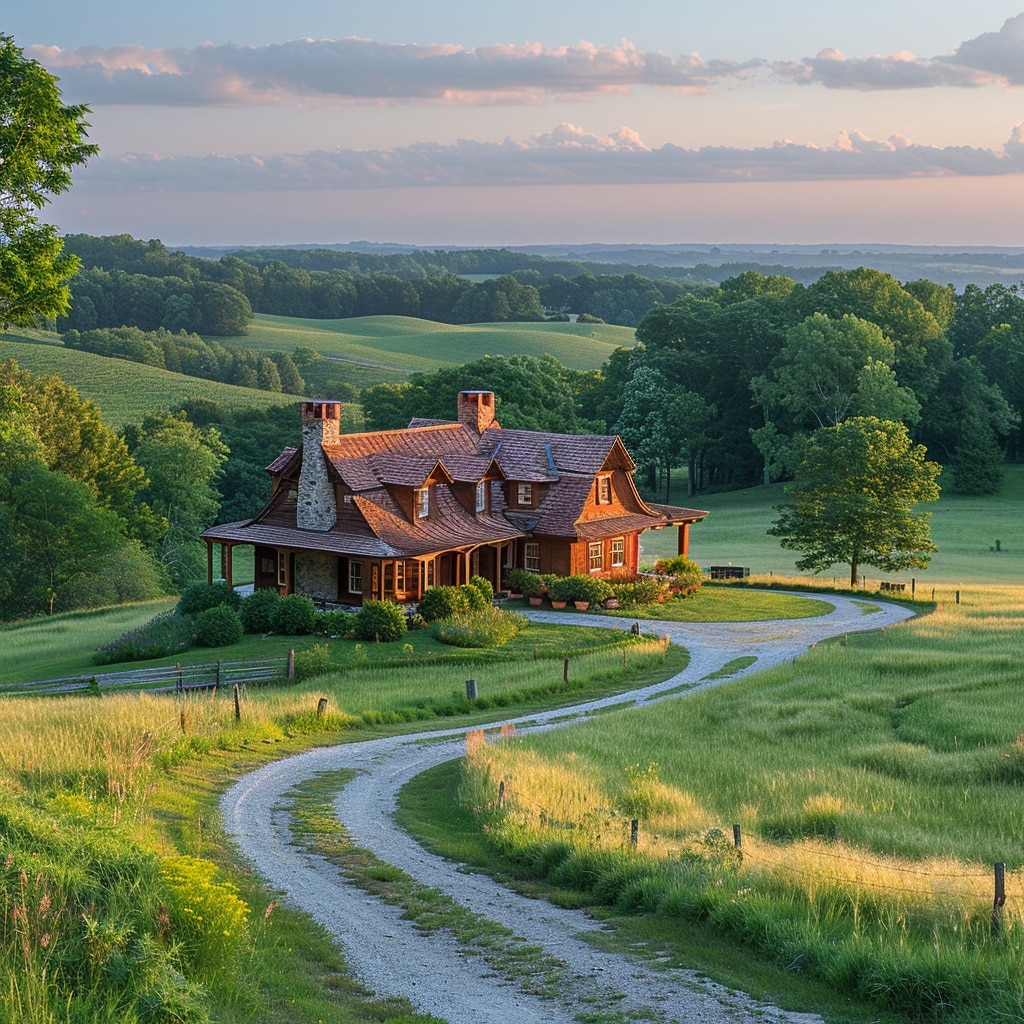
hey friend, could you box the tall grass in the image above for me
[457,585,1024,1021]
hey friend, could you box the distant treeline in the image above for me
[63,326,307,394]
[59,234,705,330]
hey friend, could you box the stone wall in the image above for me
[295,551,337,603]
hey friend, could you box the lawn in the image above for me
[641,463,1024,586]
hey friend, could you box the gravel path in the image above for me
[222,594,914,1023]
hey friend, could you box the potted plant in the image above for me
[547,576,573,609]
[505,568,545,603]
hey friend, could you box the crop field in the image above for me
[640,463,1024,586]
[0,333,294,426]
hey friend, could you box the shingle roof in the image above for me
[226,406,706,561]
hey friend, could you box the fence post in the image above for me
[287,649,295,679]
[563,658,569,684]
[733,823,742,850]
[956,590,961,605]
[215,661,221,692]
[911,578,916,598]
[316,697,328,717]
[498,779,505,810]
[233,683,241,723]
[176,662,183,698]
[992,862,1006,937]
[465,679,478,700]
[630,819,639,849]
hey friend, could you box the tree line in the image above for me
[58,234,704,329]
[62,325,307,394]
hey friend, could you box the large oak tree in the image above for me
[769,417,940,587]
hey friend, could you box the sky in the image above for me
[9,2,1024,247]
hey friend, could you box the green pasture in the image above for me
[0,332,294,427]
[641,463,1024,586]
[225,314,635,391]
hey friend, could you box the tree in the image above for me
[0,35,98,328]
[769,417,940,587]
[126,412,228,588]
[1,461,125,615]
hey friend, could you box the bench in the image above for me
[708,566,750,580]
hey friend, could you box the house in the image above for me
[200,391,708,605]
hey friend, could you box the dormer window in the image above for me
[415,486,430,519]
[476,481,487,513]
[596,474,612,504]
[517,482,533,506]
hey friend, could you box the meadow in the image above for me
[0,604,685,1024]
[436,584,1024,1023]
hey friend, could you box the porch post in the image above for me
[678,522,691,558]
[206,540,214,584]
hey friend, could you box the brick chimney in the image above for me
[457,391,496,434]
[298,401,340,530]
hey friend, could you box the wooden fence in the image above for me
[0,658,288,697]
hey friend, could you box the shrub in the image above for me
[177,581,241,616]
[94,609,193,664]
[193,604,244,647]
[294,642,332,679]
[432,607,527,648]
[239,587,281,633]
[354,600,407,642]
[459,583,488,611]
[504,568,542,597]
[469,574,494,605]
[654,555,704,598]
[271,594,318,635]
[608,572,667,607]
[419,586,470,622]
[316,608,355,636]
[549,574,613,605]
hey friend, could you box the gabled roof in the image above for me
[206,397,708,561]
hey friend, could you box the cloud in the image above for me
[947,12,1024,84]
[780,14,1024,90]
[72,122,1024,193]
[29,38,759,106]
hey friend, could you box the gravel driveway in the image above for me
[222,594,914,1023]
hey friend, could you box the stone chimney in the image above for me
[298,401,340,530]
[457,391,496,434]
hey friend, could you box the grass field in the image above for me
[225,314,635,391]
[0,331,294,426]
[404,584,1024,1023]
[640,464,1024,586]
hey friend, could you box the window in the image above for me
[349,560,363,594]
[588,542,603,572]
[395,560,406,593]
[611,537,625,568]
[517,482,533,506]
[277,551,287,587]
[426,560,436,588]
[415,486,430,519]
[524,542,540,571]
[596,474,612,504]
[476,481,487,513]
